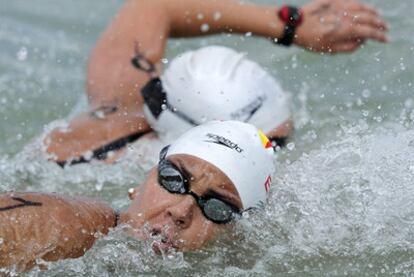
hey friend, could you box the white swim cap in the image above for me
[144,45,291,141]
[165,120,275,210]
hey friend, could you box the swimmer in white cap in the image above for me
[1,121,274,271]
[141,45,291,144]
[44,0,388,166]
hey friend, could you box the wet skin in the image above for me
[120,154,242,253]
[0,155,242,270]
[0,193,116,271]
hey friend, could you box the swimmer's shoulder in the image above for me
[0,192,116,271]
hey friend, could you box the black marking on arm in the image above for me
[131,41,156,75]
[114,210,120,228]
[0,197,43,212]
[89,105,118,119]
[55,130,151,167]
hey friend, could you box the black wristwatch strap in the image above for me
[277,25,296,46]
[275,6,303,47]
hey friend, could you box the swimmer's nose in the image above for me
[165,196,195,229]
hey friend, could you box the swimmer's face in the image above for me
[120,154,242,253]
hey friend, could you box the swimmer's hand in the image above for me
[294,0,389,53]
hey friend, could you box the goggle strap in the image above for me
[159,145,170,160]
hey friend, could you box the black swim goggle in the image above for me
[157,146,241,224]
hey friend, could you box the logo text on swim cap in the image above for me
[204,133,244,153]
[230,95,267,122]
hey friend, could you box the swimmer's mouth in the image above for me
[149,229,178,255]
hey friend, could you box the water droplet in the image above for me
[287,142,295,151]
[161,58,168,64]
[213,11,221,21]
[404,98,413,108]
[95,182,103,191]
[94,110,105,119]
[17,46,28,61]
[197,13,204,20]
[200,23,209,32]
[362,89,371,98]
[245,32,252,37]
[107,151,115,158]
[83,151,93,161]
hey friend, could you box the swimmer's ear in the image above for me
[128,186,142,200]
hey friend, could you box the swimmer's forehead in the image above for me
[167,154,242,209]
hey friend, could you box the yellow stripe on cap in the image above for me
[258,130,272,149]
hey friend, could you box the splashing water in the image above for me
[1,0,414,275]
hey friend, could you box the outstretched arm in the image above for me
[84,0,389,106]
[45,0,388,164]
[0,192,116,272]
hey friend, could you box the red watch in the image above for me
[275,5,304,46]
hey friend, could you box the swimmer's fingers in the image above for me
[351,12,389,32]
[345,23,388,43]
[329,40,364,53]
[348,1,380,17]
[340,2,389,41]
